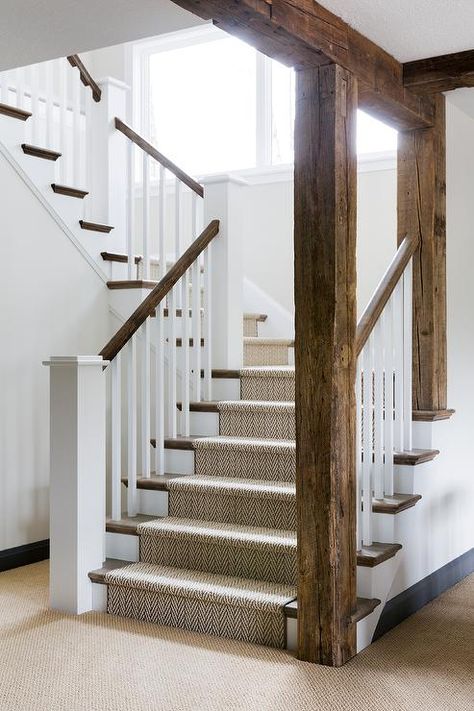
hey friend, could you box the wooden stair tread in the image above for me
[394,449,439,465]
[121,473,189,491]
[51,183,88,199]
[244,313,268,322]
[107,280,157,290]
[106,513,159,535]
[101,251,141,265]
[80,220,114,233]
[0,102,31,121]
[284,597,381,623]
[412,409,455,422]
[21,144,61,161]
[371,493,422,514]
[89,559,131,584]
[357,542,402,567]
[158,436,438,467]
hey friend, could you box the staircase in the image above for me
[0,54,444,663]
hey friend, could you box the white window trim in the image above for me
[131,24,285,171]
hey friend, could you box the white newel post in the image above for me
[44,356,108,614]
[90,77,129,251]
[202,174,246,369]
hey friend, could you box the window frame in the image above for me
[132,23,284,175]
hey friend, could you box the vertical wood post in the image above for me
[398,94,447,414]
[294,64,358,666]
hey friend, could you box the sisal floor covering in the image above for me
[0,561,472,711]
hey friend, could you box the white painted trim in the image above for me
[358,150,397,173]
[0,137,109,283]
[43,356,108,367]
[96,76,130,92]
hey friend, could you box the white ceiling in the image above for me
[0,0,199,71]
[0,0,473,71]
[321,0,474,62]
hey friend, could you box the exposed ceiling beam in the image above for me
[168,0,435,130]
[404,49,474,95]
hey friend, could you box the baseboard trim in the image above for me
[0,539,50,572]
[373,547,474,640]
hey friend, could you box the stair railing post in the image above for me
[43,356,108,614]
[89,77,130,254]
[201,174,246,370]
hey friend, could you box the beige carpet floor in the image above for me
[0,562,472,711]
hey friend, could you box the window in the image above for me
[134,26,397,176]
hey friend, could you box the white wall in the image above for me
[0,150,109,551]
[385,96,474,597]
[236,155,397,320]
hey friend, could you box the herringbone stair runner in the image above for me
[105,313,301,648]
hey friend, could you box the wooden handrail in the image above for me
[114,117,204,198]
[67,55,102,102]
[99,220,219,362]
[356,234,419,357]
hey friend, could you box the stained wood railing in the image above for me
[355,234,418,548]
[101,219,219,520]
[67,55,102,102]
[356,234,419,355]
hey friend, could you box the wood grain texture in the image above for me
[356,234,419,356]
[404,49,474,94]
[398,94,447,411]
[79,220,114,233]
[67,55,102,102]
[294,64,357,666]
[0,102,31,121]
[115,118,204,197]
[284,597,381,624]
[21,144,61,161]
[51,184,88,199]
[99,220,219,361]
[167,0,434,129]
[412,408,455,422]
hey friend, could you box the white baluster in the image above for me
[127,142,135,280]
[158,165,166,279]
[141,320,151,478]
[111,354,122,521]
[181,271,190,436]
[373,318,385,500]
[393,281,404,452]
[356,359,363,551]
[142,153,150,280]
[383,299,395,496]
[168,288,178,438]
[203,245,212,401]
[72,71,81,186]
[30,64,40,146]
[0,70,9,104]
[127,337,137,516]
[23,66,33,143]
[192,259,201,402]
[403,260,413,450]
[45,61,53,148]
[175,178,181,260]
[15,67,24,109]
[154,304,165,475]
[59,60,68,183]
[362,334,374,546]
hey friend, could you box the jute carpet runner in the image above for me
[105,316,298,648]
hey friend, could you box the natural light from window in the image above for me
[146,31,397,176]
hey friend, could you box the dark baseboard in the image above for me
[0,539,50,572]
[373,547,474,641]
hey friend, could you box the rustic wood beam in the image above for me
[169,0,435,130]
[404,49,474,95]
[294,63,357,666]
[397,94,448,413]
